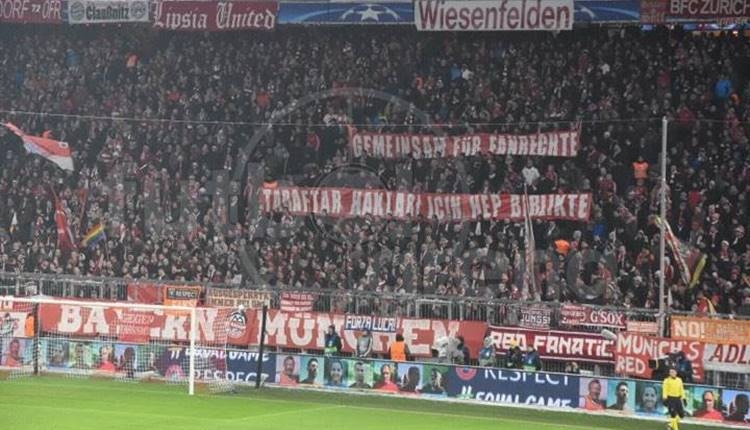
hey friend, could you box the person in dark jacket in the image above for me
[505,341,523,369]
[324,325,342,356]
[523,346,542,371]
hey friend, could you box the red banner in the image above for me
[279,292,314,312]
[116,308,157,343]
[668,0,750,22]
[640,0,668,23]
[615,333,704,382]
[205,288,270,309]
[260,186,592,223]
[559,304,627,329]
[0,0,63,23]
[263,310,487,358]
[153,1,278,31]
[38,304,488,358]
[349,129,580,159]
[626,320,659,335]
[518,306,552,329]
[640,0,750,23]
[488,326,614,363]
[127,283,163,304]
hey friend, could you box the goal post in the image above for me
[0,296,206,395]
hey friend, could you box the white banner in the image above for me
[68,0,149,24]
[703,344,750,373]
[415,0,574,31]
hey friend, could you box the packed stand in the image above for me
[0,26,748,316]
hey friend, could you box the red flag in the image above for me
[54,193,76,252]
[4,123,74,171]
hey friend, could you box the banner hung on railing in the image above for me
[263,310,487,359]
[153,1,278,31]
[279,292,315,312]
[127,282,163,304]
[348,128,580,159]
[0,0,63,23]
[614,332,705,382]
[488,326,614,363]
[343,314,398,333]
[36,304,488,357]
[702,343,750,373]
[260,186,592,222]
[163,285,202,308]
[67,0,149,24]
[670,315,750,346]
[205,288,270,309]
[559,304,627,329]
[448,367,579,406]
[414,0,574,31]
[279,2,413,24]
[518,306,552,330]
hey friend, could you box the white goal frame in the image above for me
[1,296,199,395]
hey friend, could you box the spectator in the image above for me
[522,345,542,372]
[504,341,523,369]
[356,328,373,359]
[0,26,747,322]
[324,325,342,356]
[389,333,411,362]
[478,336,496,368]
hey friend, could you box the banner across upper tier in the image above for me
[260,186,593,222]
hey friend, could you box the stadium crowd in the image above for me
[0,26,748,315]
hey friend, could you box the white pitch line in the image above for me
[234,405,343,422]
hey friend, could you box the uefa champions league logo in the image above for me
[340,4,400,22]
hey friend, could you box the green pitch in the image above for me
[0,376,712,430]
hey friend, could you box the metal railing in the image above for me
[2,270,748,389]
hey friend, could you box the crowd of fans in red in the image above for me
[0,26,748,315]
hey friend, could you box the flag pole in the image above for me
[659,116,668,336]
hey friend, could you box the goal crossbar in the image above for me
[1,296,200,395]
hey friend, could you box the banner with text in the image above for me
[263,310,487,359]
[488,326,614,363]
[0,0,63,23]
[37,304,487,357]
[518,306,552,330]
[349,129,580,159]
[448,367,579,407]
[163,285,202,308]
[641,0,750,23]
[205,288,270,309]
[671,315,750,346]
[343,314,398,333]
[614,333,704,382]
[702,343,750,373]
[559,304,627,330]
[260,186,593,223]
[280,292,315,312]
[153,1,278,31]
[68,0,149,24]
[415,0,574,31]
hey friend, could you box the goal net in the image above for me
[0,296,239,395]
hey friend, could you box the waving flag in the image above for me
[80,223,106,249]
[656,217,706,288]
[4,123,74,171]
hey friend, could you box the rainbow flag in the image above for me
[80,224,106,249]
